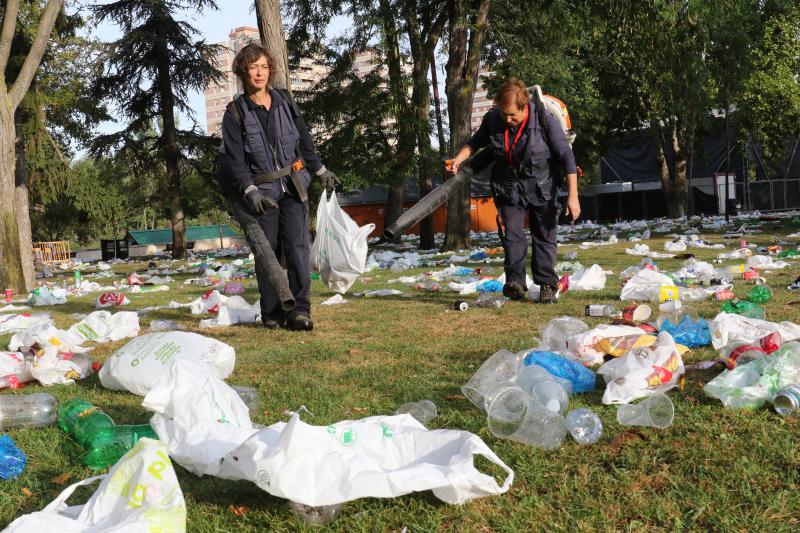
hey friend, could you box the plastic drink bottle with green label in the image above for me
[58,398,157,468]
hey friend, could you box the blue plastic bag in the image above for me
[523,351,597,393]
[0,435,26,480]
[659,316,712,348]
[476,279,504,293]
[470,251,488,261]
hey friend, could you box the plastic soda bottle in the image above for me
[83,424,158,469]
[58,398,115,447]
[73,270,82,289]
[0,393,57,430]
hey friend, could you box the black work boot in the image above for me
[539,283,558,304]
[502,281,527,301]
[261,317,282,329]
[287,313,313,331]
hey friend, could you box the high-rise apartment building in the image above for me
[470,67,494,132]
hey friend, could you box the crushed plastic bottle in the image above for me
[475,293,508,308]
[290,502,343,525]
[0,393,57,430]
[232,385,261,413]
[584,304,618,318]
[721,299,766,320]
[748,284,773,304]
[0,435,26,480]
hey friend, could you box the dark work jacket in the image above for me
[220,89,320,200]
[467,101,577,208]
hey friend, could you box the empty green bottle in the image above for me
[58,398,157,469]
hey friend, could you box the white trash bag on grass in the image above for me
[99,332,235,396]
[2,438,186,532]
[142,360,514,507]
[311,190,375,294]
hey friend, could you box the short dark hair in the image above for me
[494,78,530,110]
[232,43,275,83]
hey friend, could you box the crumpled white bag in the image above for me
[568,264,606,291]
[189,290,225,315]
[311,190,375,294]
[9,311,139,353]
[99,332,235,396]
[664,241,687,252]
[2,438,186,532]
[199,296,260,328]
[143,360,514,507]
[598,331,684,404]
[0,351,34,388]
[708,312,800,350]
[620,269,675,301]
[0,313,53,335]
[28,287,67,306]
[746,255,789,270]
[94,292,130,308]
[704,342,800,409]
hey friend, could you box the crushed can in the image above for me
[454,301,469,312]
[773,385,800,416]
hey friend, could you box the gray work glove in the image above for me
[316,166,340,193]
[244,187,278,216]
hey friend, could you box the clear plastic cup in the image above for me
[616,393,674,429]
[486,386,567,449]
[565,408,603,445]
[395,399,437,425]
[462,349,520,413]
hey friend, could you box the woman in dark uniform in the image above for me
[219,43,338,330]
[446,79,580,303]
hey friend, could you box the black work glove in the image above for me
[317,167,340,193]
[245,188,278,216]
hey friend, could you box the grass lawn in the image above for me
[1,218,800,532]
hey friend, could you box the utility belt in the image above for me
[252,159,308,203]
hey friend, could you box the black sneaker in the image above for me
[502,281,527,301]
[539,284,558,304]
[287,313,313,331]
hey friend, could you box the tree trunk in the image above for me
[0,93,26,293]
[379,0,409,238]
[653,123,686,218]
[255,0,291,92]
[442,0,491,251]
[154,15,186,259]
[411,66,436,250]
[14,107,34,286]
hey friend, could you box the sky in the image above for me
[81,0,351,133]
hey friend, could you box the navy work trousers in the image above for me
[230,191,311,321]
[497,200,559,288]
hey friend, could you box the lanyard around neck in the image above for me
[503,106,529,166]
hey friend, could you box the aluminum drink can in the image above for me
[773,385,800,416]
[454,301,469,312]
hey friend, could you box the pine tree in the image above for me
[90,0,223,258]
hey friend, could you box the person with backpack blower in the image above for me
[218,43,338,330]
[445,78,580,303]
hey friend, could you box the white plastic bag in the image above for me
[311,190,375,294]
[143,360,514,507]
[568,264,606,291]
[143,359,256,477]
[224,413,514,507]
[199,296,260,328]
[3,438,186,532]
[709,312,800,350]
[598,331,684,404]
[0,313,53,335]
[28,287,67,306]
[99,332,235,396]
[620,269,675,301]
[94,292,130,308]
